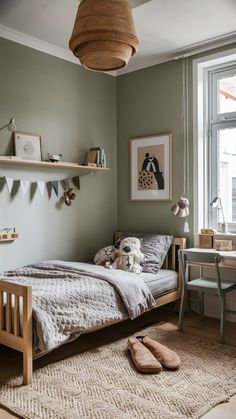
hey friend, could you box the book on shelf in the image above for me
[86,147,107,168]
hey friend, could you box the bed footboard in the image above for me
[0,279,32,385]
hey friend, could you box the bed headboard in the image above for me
[114,232,186,276]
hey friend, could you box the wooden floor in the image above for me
[0,309,235,419]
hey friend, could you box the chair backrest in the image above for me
[183,251,221,264]
[182,250,223,296]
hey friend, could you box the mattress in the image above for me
[141,269,178,297]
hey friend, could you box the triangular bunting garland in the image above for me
[72,176,80,190]
[20,180,30,196]
[37,181,45,196]
[5,177,14,194]
[51,181,59,197]
[61,178,71,190]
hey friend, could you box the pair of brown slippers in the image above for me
[128,335,180,373]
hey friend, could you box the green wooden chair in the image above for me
[178,250,236,343]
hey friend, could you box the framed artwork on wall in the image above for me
[14,132,42,161]
[130,133,172,201]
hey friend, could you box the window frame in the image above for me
[193,48,236,243]
[211,66,236,121]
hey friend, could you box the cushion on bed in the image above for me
[116,233,173,274]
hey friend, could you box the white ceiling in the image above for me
[0,0,236,75]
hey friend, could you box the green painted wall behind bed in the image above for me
[0,38,117,270]
[116,60,188,238]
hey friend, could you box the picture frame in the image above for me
[130,133,172,201]
[14,131,42,161]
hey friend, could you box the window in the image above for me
[209,66,236,232]
[193,50,236,238]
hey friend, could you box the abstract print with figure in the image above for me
[138,144,165,191]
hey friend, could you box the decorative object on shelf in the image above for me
[130,133,172,201]
[0,117,16,133]
[209,196,227,233]
[69,0,139,72]
[0,227,19,242]
[14,132,42,161]
[170,58,190,233]
[63,188,76,206]
[200,228,216,234]
[214,239,233,251]
[47,153,62,163]
[86,147,107,167]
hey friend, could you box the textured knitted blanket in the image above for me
[2,261,156,355]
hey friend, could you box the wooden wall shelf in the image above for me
[0,233,19,242]
[0,158,110,176]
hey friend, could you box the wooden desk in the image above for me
[186,248,236,270]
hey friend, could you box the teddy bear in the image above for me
[106,237,144,274]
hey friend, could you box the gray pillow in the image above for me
[116,233,173,274]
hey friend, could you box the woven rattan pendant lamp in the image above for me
[69,0,139,72]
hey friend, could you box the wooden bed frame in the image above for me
[0,236,186,385]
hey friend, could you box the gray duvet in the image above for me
[2,261,156,355]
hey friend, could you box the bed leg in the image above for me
[23,349,32,385]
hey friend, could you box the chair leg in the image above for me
[178,287,187,331]
[199,292,204,321]
[220,294,226,344]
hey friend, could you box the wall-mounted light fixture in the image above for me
[0,117,16,133]
[209,196,227,233]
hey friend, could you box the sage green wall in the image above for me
[116,60,192,239]
[0,38,117,270]
[116,44,236,243]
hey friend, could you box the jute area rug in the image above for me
[0,326,235,419]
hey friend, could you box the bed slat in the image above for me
[6,293,12,333]
[14,295,20,336]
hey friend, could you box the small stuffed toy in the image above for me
[107,237,144,274]
[64,188,76,206]
[94,245,118,266]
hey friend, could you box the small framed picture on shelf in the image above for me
[130,133,172,201]
[14,132,42,161]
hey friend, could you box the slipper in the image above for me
[136,336,181,370]
[127,337,162,373]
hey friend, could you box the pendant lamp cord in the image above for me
[182,57,190,233]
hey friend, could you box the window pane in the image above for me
[218,127,236,231]
[232,178,236,221]
[219,75,236,114]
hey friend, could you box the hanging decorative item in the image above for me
[171,197,189,217]
[20,180,30,196]
[51,180,59,197]
[37,181,45,196]
[1,175,80,207]
[69,0,139,72]
[170,58,190,233]
[72,176,80,190]
[5,177,14,194]
[63,188,76,206]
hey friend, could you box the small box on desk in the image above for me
[199,234,214,249]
